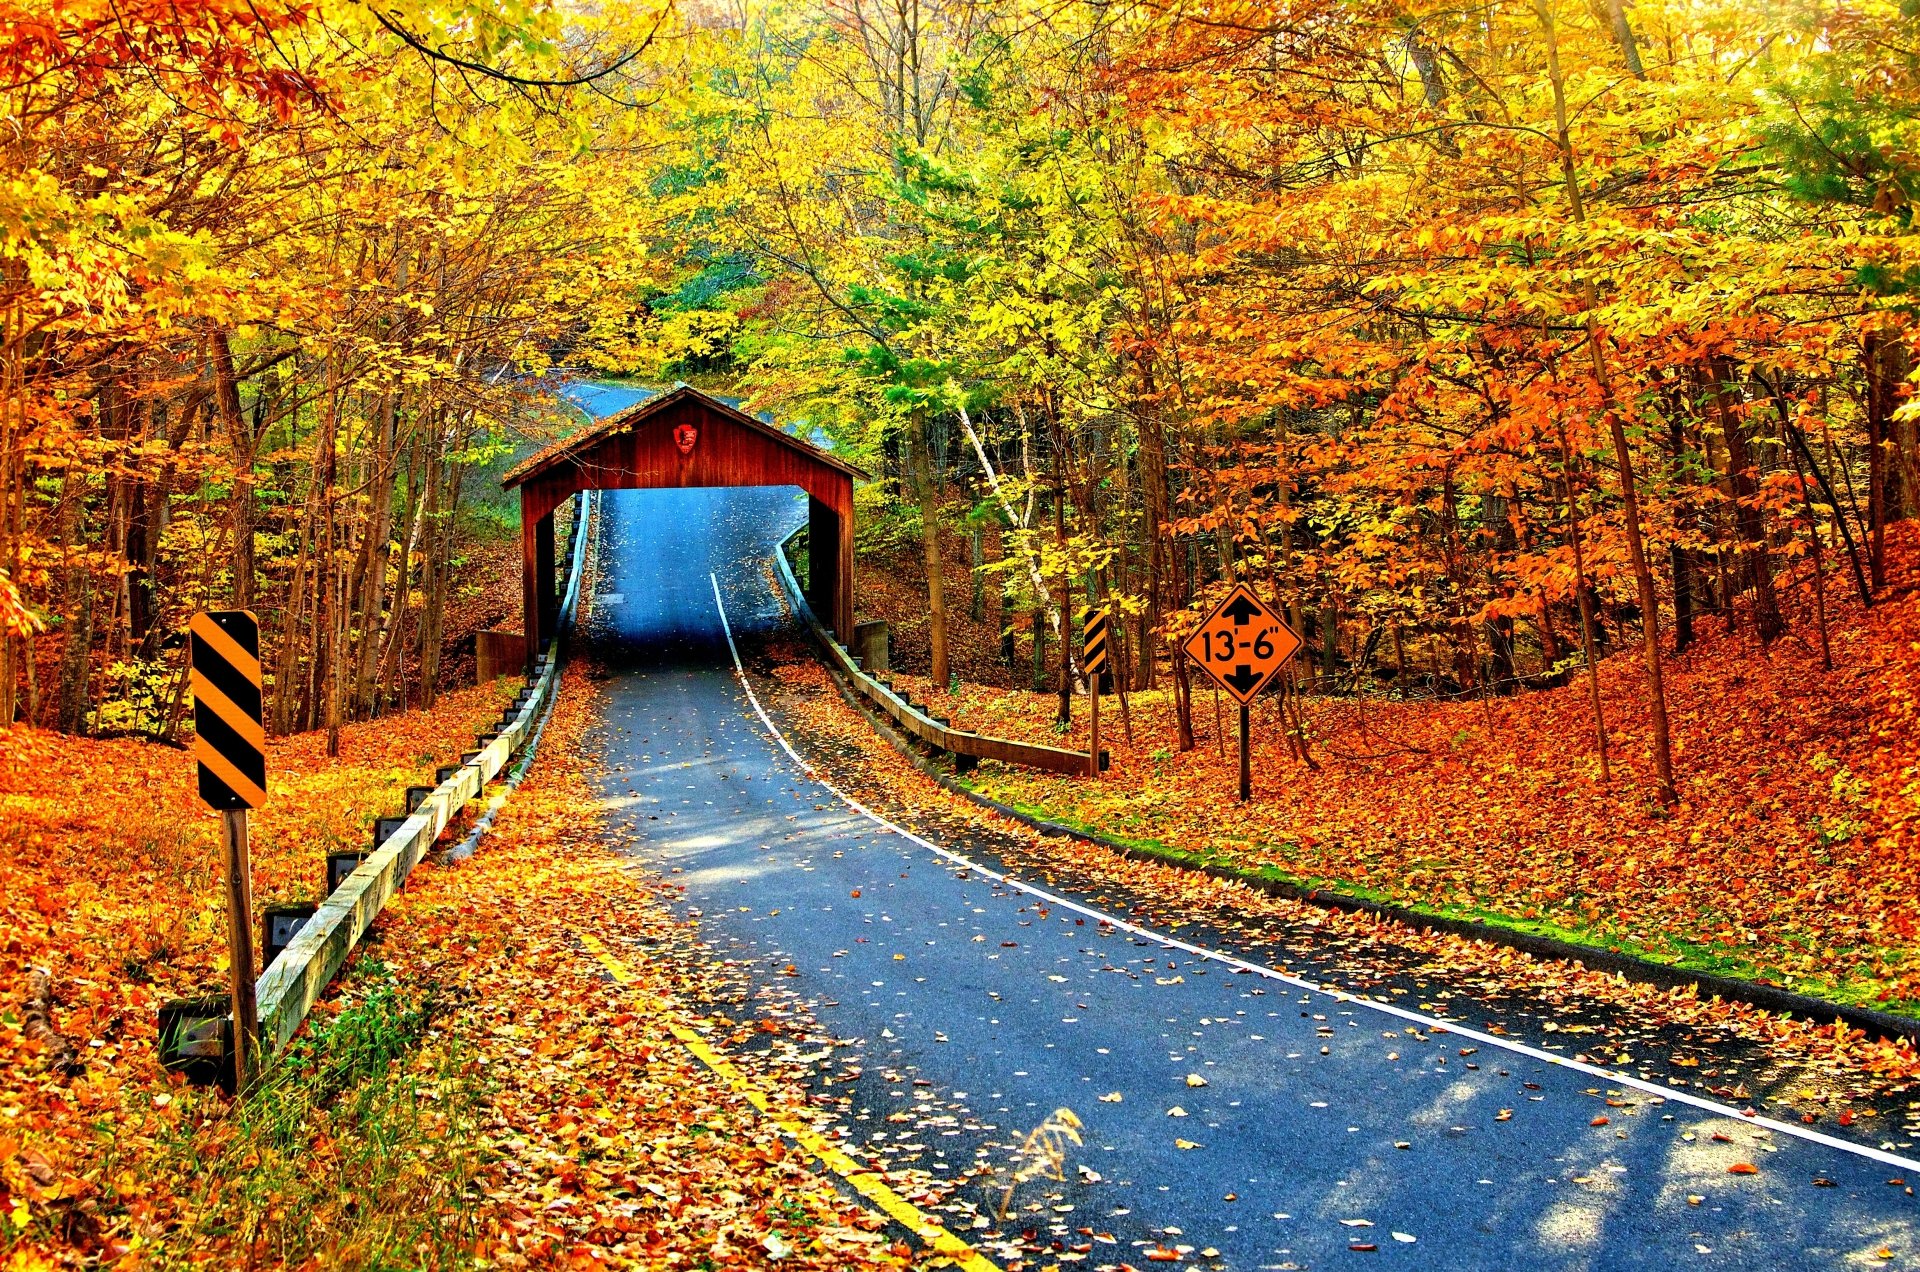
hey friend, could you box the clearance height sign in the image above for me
[1181,585,1301,799]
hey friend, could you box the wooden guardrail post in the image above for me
[853,620,889,673]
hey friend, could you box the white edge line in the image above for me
[708,572,1920,1176]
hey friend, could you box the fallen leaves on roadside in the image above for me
[0,679,518,1264]
[761,626,1920,1105]
[886,526,1920,1025]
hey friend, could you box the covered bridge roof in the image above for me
[502,384,867,489]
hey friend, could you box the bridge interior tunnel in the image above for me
[504,387,863,668]
[538,485,835,659]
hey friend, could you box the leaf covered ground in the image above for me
[0,679,511,1264]
[2,665,909,1270]
[869,527,1920,1019]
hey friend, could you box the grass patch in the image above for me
[154,958,486,1269]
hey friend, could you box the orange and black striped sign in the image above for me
[190,610,266,809]
[1080,605,1110,675]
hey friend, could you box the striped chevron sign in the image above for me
[1080,604,1111,675]
[190,610,267,809]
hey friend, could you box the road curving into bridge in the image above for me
[568,387,1920,1271]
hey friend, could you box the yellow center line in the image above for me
[573,929,1000,1272]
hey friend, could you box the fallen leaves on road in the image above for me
[368,666,911,1270]
[758,635,1920,1110]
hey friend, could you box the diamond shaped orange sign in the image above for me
[1182,583,1301,704]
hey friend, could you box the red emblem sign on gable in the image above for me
[673,421,698,455]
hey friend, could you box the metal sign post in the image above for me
[1239,703,1251,801]
[190,610,267,1085]
[1180,584,1301,802]
[1079,605,1111,779]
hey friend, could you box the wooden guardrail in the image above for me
[772,530,1104,777]
[251,495,592,1054]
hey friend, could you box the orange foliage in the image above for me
[882,524,1920,1012]
[0,0,326,118]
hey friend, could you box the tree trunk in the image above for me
[352,392,400,715]
[56,574,92,735]
[908,413,949,688]
[958,402,1062,646]
[1134,364,1172,691]
[1539,0,1676,804]
[1052,439,1072,723]
[1864,328,1905,590]
[969,525,984,622]
[1171,530,1196,752]
[1601,0,1646,77]
[1669,544,1694,653]
[319,377,343,756]
[1319,600,1338,686]
[1709,358,1783,643]
[1556,422,1611,786]
[1757,374,1874,608]
[418,453,457,709]
[1780,411,1835,671]
[374,441,424,713]
[1664,405,1696,653]
[1030,601,1047,692]
[1001,573,1018,679]
[211,330,255,609]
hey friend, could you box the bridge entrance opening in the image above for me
[502,386,863,666]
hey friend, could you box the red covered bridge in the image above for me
[502,386,863,662]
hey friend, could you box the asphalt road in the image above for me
[570,392,1920,1270]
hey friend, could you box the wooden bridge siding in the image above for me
[807,495,855,643]
[519,396,857,658]
[521,503,550,662]
[535,510,558,643]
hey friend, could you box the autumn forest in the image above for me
[12,0,1920,1264]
